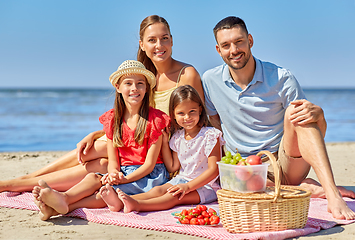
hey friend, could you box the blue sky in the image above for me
[1,0,354,89]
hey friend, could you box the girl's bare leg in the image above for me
[1,157,108,192]
[100,183,173,212]
[99,184,123,212]
[33,173,106,218]
[117,189,200,213]
[21,140,107,179]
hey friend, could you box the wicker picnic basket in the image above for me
[217,150,311,233]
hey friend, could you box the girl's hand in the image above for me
[167,183,190,200]
[100,173,109,185]
[107,171,124,185]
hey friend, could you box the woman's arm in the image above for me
[209,114,222,132]
[161,130,180,173]
[179,66,205,103]
[167,139,221,199]
[119,135,163,184]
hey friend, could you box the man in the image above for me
[202,16,355,220]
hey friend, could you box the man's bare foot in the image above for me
[116,189,139,213]
[337,186,355,199]
[32,185,59,220]
[301,178,355,199]
[99,184,123,212]
[36,179,69,214]
[327,195,355,220]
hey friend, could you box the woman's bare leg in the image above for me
[21,150,79,179]
[21,140,107,179]
[0,157,108,192]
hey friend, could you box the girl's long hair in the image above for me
[169,85,210,135]
[137,15,171,76]
[112,74,152,147]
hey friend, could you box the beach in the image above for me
[1,142,355,240]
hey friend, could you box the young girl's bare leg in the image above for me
[100,183,174,212]
[34,173,103,215]
[33,187,59,221]
[0,157,108,193]
[33,180,69,214]
[99,184,123,212]
[117,189,200,213]
[131,184,173,200]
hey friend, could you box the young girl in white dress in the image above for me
[100,85,225,212]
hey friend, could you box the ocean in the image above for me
[0,88,354,152]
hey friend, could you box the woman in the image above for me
[0,15,204,193]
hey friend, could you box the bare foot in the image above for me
[327,195,355,220]
[116,189,139,213]
[0,180,11,192]
[32,186,59,220]
[301,178,355,199]
[32,186,41,200]
[337,186,355,199]
[99,184,123,212]
[36,179,69,214]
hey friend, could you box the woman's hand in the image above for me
[167,183,190,200]
[161,128,170,146]
[76,130,105,164]
[76,133,95,164]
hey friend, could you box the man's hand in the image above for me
[289,99,324,125]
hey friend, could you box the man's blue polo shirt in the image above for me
[202,57,306,157]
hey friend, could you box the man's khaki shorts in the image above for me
[262,137,309,185]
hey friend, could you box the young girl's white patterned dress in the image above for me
[168,126,225,203]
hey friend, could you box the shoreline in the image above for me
[1,142,355,239]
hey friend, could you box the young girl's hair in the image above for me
[137,15,171,76]
[169,85,209,135]
[113,74,151,147]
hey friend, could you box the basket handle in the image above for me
[257,150,280,202]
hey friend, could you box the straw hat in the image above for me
[109,60,156,89]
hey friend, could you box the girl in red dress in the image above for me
[32,60,170,220]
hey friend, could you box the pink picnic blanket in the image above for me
[1,191,354,240]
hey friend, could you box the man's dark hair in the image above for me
[213,16,248,42]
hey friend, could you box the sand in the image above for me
[1,142,355,240]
